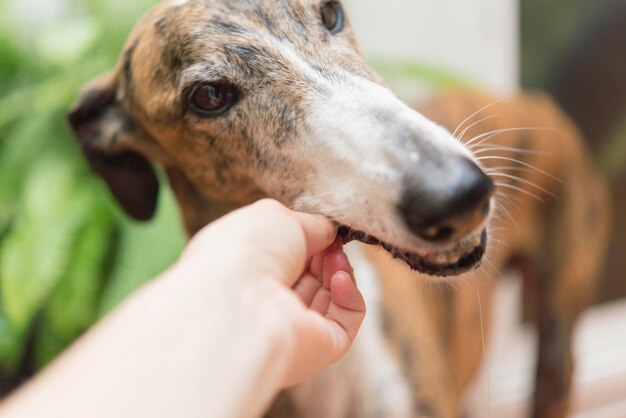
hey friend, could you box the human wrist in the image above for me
[152,265,297,416]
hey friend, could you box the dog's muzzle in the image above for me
[339,156,494,277]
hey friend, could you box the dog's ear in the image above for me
[68,72,159,221]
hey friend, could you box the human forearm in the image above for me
[0,271,292,418]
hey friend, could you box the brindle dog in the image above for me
[68,1,610,417]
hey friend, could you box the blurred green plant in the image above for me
[0,0,464,385]
[370,59,472,91]
[0,0,185,380]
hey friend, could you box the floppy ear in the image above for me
[67,72,159,221]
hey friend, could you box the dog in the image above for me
[67,1,611,417]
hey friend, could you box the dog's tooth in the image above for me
[435,254,448,265]
[448,253,460,264]
[423,227,440,240]
[472,236,481,247]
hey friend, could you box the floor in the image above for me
[464,274,626,418]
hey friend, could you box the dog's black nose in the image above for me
[399,157,494,243]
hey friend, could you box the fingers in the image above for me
[295,242,351,314]
[325,271,366,345]
[289,209,338,259]
[249,200,337,284]
[284,235,366,388]
[309,286,332,316]
[282,268,366,388]
[319,251,365,359]
[254,200,337,256]
[309,237,342,279]
[304,250,365,357]
[184,199,338,286]
[322,248,353,289]
[293,273,322,308]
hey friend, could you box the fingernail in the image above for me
[339,270,356,284]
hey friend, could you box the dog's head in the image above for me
[68,0,494,277]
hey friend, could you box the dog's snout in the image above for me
[399,158,494,243]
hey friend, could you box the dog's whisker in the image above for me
[486,168,534,197]
[477,156,563,183]
[483,256,500,276]
[457,114,499,143]
[495,190,526,209]
[486,228,510,235]
[494,182,546,203]
[473,143,553,156]
[488,173,557,198]
[465,126,555,148]
[486,165,538,175]
[491,201,513,227]
[445,277,462,292]
[473,147,552,156]
[452,94,514,138]
[493,200,520,233]
[494,190,523,211]
[488,238,510,247]
[467,133,502,153]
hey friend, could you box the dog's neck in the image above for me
[166,167,266,236]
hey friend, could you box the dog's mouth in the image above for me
[338,226,487,277]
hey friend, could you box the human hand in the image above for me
[176,199,366,387]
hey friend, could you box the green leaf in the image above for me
[98,185,186,316]
[0,154,92,332]
[0,0,184,380]
[369,58,473,90]
[35,197,115,368]
[0,304,25,376]
[49,202,114,336]
[31,316,66,373]
[0,34,24,90]
[0,113,56,204]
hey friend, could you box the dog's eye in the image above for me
[188,82,239,117]
[321,1,344,34]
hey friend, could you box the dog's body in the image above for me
[68,1,610,417]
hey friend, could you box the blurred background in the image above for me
[0,0,624,416]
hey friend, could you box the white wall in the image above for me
[8,0,519,94]
[346,0,519,93]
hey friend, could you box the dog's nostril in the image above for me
[399,157,494,243]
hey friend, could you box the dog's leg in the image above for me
[523,162,610,418]
[528,262,577,418]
